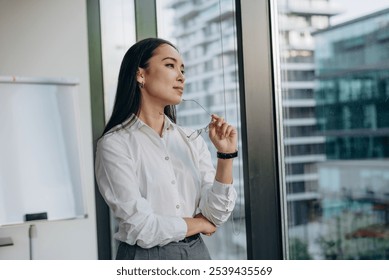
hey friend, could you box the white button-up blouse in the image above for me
[95,115,237,248]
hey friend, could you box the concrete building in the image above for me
[277,0,342,226]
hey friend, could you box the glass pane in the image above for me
[100,0,136,121]
[277,0,389,259]
[99,0,136,258]
[157,0,246,259]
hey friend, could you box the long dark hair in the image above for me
[102,38,178,135]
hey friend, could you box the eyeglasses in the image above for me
[182,99,212,142]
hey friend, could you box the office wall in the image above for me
[0,0,98,259]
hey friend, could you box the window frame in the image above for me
[236,0,285,259]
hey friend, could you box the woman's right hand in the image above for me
[194,213,216,236]
[184,213,216,237]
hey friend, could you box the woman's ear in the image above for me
[136,68,145,84]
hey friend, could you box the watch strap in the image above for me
[217,150,238,159]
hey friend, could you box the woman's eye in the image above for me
[166,64,174,68]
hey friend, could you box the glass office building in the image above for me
[315,9,389,160]
[310,8,389,259]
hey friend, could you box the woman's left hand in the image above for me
[208,114,237,153]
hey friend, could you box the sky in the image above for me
[331,0,389,25]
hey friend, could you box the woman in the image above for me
[95,38,238,260]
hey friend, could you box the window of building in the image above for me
[99,0,136,258]
[157,0,246,260]
[100,0,136,121]
[278,0,389,259]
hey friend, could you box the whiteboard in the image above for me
[0,76,87,225]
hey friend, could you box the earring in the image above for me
[139,81,144,88]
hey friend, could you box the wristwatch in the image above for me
[217,150,238,159]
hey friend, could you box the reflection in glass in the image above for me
[157,0,246,259]
[278,0,389,259]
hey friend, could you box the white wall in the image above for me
[0,0,98,259]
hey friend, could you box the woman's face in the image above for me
[138,44,185,106]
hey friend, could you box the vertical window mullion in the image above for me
[134,0,157,40]
[236,0,283,259]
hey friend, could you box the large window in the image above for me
[100,0,136,121]
[277,0,389,259]
[99,0,136,258]
[157,0,246,259]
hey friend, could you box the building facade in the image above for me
[311,8,389,259]
[314,8,389,160]
[277,0,342,227]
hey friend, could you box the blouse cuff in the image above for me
[174,217,188,242]
[212,180,235,196]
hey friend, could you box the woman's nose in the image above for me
[177,72,185,83]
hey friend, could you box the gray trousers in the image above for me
[116,234,211,260]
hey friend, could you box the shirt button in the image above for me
[171,180,176,184]
[165,156,169,160]
[176,205,180,209]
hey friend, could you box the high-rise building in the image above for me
[314,8,389,160]
[312,9,389,259]
[277,0,342,227]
